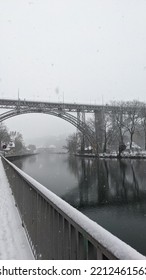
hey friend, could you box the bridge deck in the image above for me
[0,157,33,259]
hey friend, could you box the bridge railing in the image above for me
[1,156,145,260]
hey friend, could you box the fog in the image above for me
[5,113,77,147]
[0,0,146,145]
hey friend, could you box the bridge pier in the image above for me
[81,111,86,152]
[77,111,86,152]
[94,109,104,154]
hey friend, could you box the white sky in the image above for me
[0,0,146,141]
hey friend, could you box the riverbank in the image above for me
[5,153,38,161]
[75,152,146,159]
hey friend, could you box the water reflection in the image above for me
[64,156,146,254]
[11,155,37,170]
[64,156,146,209]
[12,154,146,255]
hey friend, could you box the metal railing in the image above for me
[1,156,146,260]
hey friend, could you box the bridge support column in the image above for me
[77,111,81,129]
[81,111,86,152]
[77,111,86,153]
[94,109,104,154]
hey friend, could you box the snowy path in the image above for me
[0,157,33,259]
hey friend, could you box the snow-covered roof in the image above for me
[85,146,92,150]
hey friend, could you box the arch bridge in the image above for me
[0,98,106,154]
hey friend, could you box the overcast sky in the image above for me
[0,0,146,143]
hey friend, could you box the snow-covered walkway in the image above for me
[0,157,33,259]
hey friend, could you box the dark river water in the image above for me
[12,153,146,256]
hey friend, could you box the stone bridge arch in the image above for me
[0,107,97,153]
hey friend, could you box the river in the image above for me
[12,153,146,256]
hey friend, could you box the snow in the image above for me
[84,146,92,150]
[3,157,146,260]
[0,157,34,259]
[126,142,142,150]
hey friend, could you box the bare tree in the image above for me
[124,101,141,149]
[87,110,118,153]
[110,101,128,145]
[138,103,146,150]
[63,133,80,154]
[0,123,10,148]
[13,132,26,153]
[102,112,115,153]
